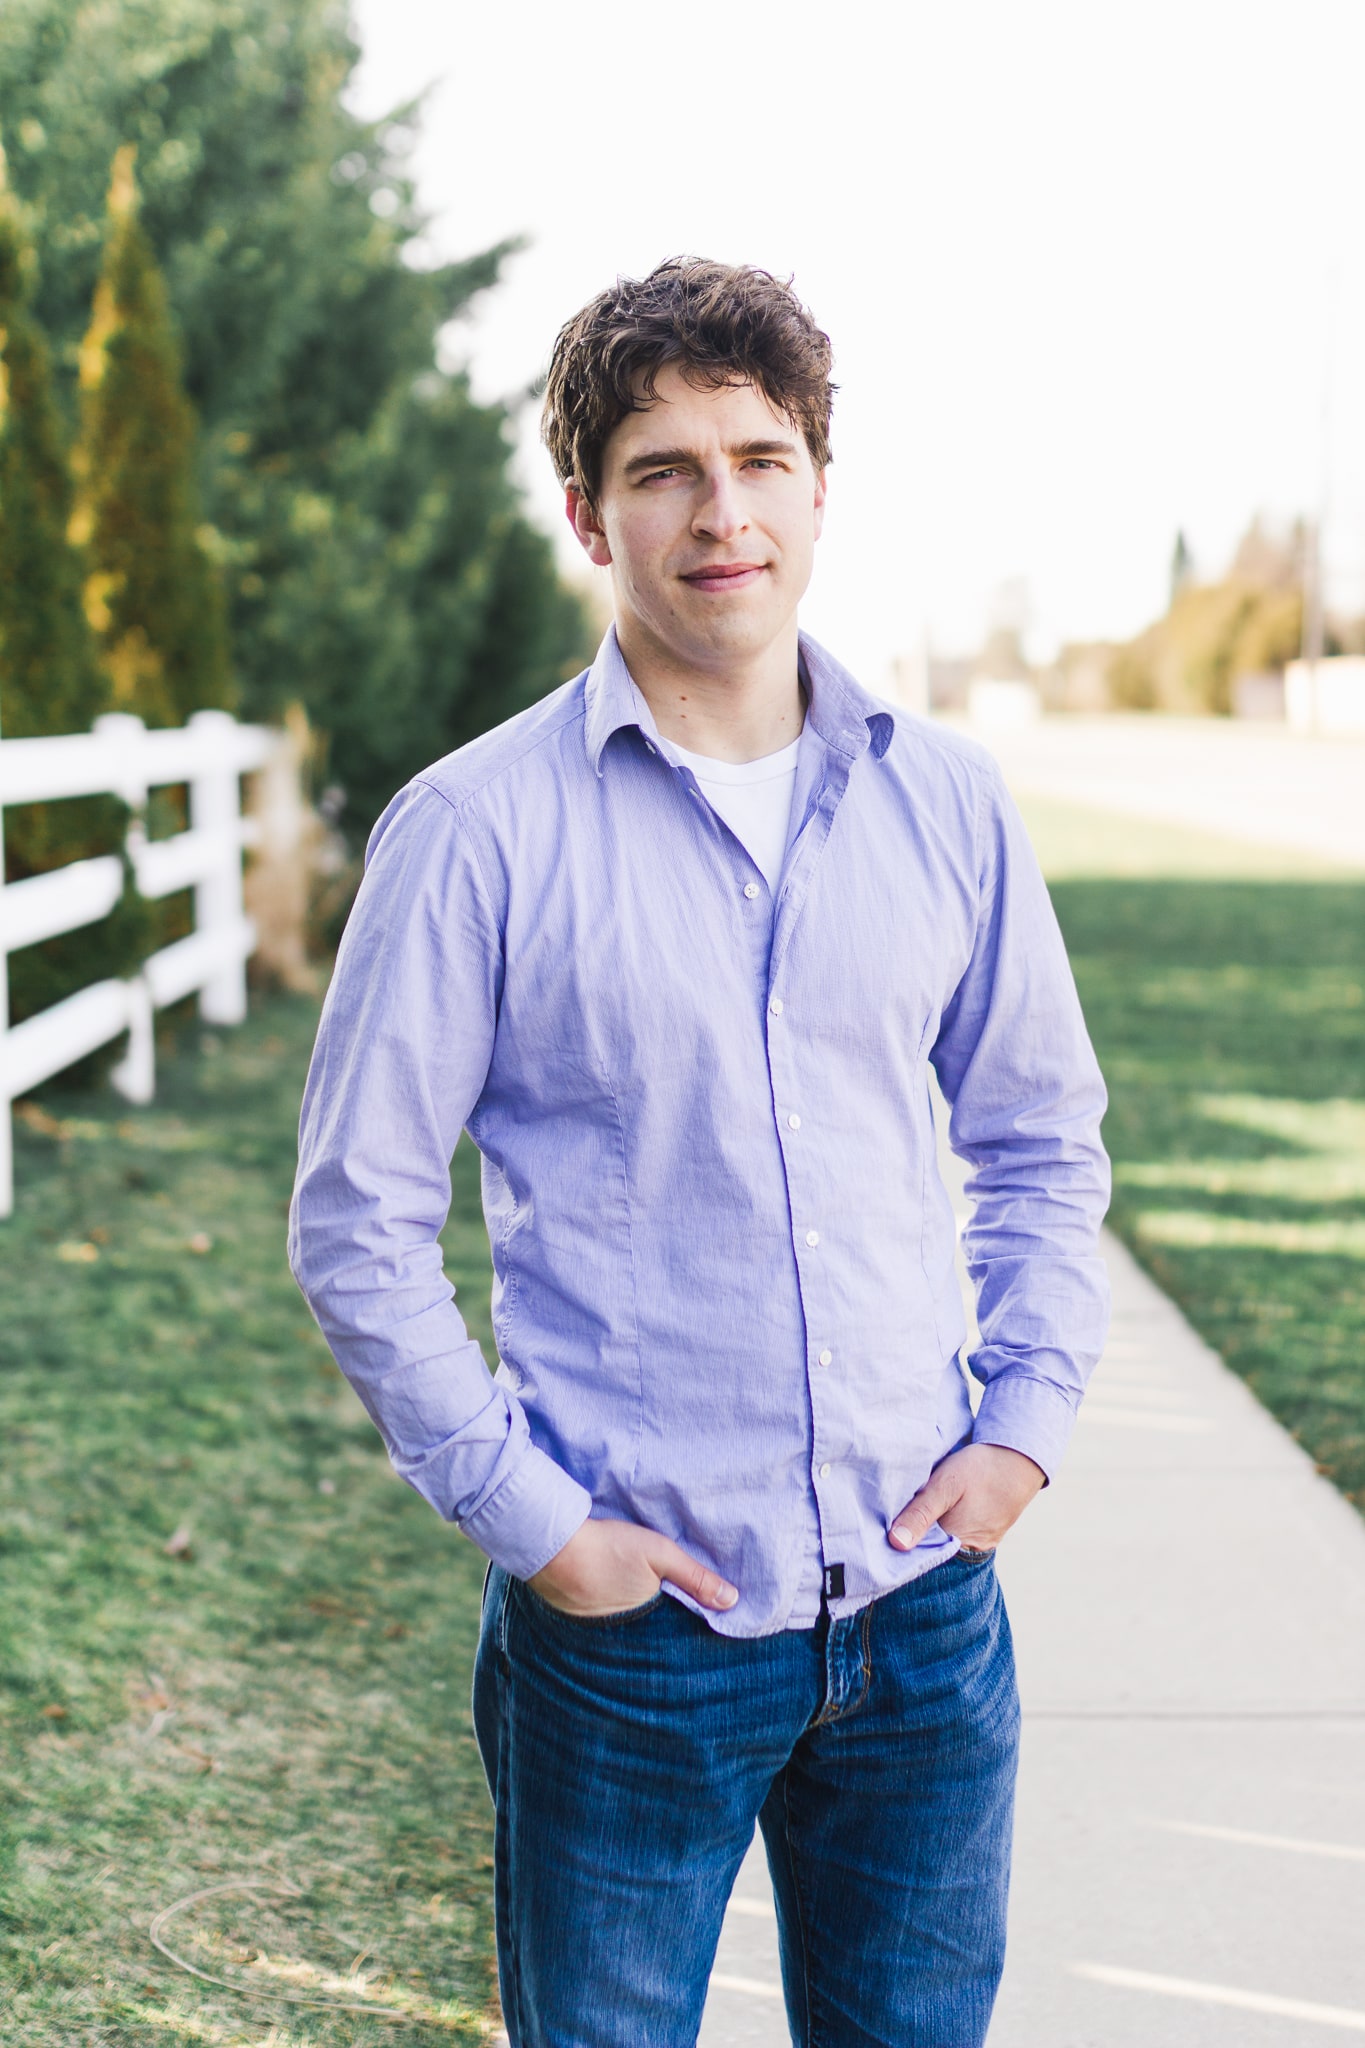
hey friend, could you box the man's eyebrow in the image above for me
[621,447,696,477]
[730,438,799,459]
[621,437,799,477]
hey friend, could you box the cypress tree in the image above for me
[0,140,106,754]
[0,139,145,1031]
[71,145,231,727]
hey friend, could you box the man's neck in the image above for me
[616,616,804,765]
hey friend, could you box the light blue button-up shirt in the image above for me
[289,629,1110,1636]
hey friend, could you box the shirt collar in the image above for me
[798,633,896,763]
[582,623,895,777]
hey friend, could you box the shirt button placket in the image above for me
[769,985,832,1533]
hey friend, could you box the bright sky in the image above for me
[349,0,1365,690]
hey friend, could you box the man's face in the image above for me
[569,365,826,675]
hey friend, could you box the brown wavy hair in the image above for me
[542,257,835,507]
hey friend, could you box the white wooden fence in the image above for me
[0,709,289,1217]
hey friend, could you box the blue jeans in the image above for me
[472,1550,1019,2048]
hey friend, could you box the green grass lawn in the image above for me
[0,995,500,2045]
[1018,795,1365,1515]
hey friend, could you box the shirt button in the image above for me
[818,1347,833,1366]
[805,1229,820,1248]
[819,1462,832,1479]
[769,998,784,1016]
[787,1112,801,1131]
[743,881,760,899]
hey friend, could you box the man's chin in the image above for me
[657,599,793,670]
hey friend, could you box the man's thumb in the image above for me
[649,1536,738,1612]
[889,1470,957,1552]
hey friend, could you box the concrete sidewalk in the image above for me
[700,1216,1365,2045]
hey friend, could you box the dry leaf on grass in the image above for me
[40,1704,68,1720]
[15,1101,68,1139]
[57,1241,99,1264]
[171,1742,219,1774]
[187,1232,213,1255]
[163,1525,194,1560]
[305,1594,370,1624]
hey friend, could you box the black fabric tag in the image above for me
[823,1563,846,1600]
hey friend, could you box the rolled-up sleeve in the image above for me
[288,780,591,1579]
[930,764,1111,1479]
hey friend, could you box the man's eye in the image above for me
[643,467,681,483]
[744,460,779,472]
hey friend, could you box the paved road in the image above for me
[954,713,1365,870]
[700,1133,1365,2048]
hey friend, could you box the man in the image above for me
[290,257,1110,2048]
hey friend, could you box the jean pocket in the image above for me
[517,1582,666,1630]
[955,1545,996,1564]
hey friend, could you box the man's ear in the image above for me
[812,468,828,543]
[567,485,612,567]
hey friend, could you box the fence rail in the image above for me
[0,708,289,1216]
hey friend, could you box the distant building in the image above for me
[926,655,974,713]
[1040,642,1117,713]
[1284,656,1365,733]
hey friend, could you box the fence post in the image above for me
[188,709,248,1025]
[109,975,155,1104]
[93,713,155,1107]
[243,706,315,992]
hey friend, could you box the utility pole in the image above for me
[1300,267,1339,691]
[1301,518,1324,666]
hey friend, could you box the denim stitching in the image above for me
[808,1681,838,1730]
[517,1580,664,1632]
[496,1581,524,2045]
[809,1606,874,1727]
[849,1603,873,1716]
[497,1571,512,1671]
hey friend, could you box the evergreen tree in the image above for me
[71,144,231,727]
[0,1,591,841]
[0,141,145,1025]
[0,142,104,751]
[261,372,593,834]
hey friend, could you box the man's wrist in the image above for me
[457,1444,592,1581]
[971,1372,1084,1486]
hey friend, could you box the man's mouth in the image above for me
[679,562,766,592]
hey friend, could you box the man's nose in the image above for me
[692,469,748,541]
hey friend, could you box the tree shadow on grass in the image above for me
[1050,878,1365,1511]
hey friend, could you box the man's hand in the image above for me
[528,1517,739,1618]
[888,1443,1045,1554]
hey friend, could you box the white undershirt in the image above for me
[661,732,803,893]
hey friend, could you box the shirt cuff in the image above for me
[971,1372,1081,1484]
[455,1440,593,1581]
